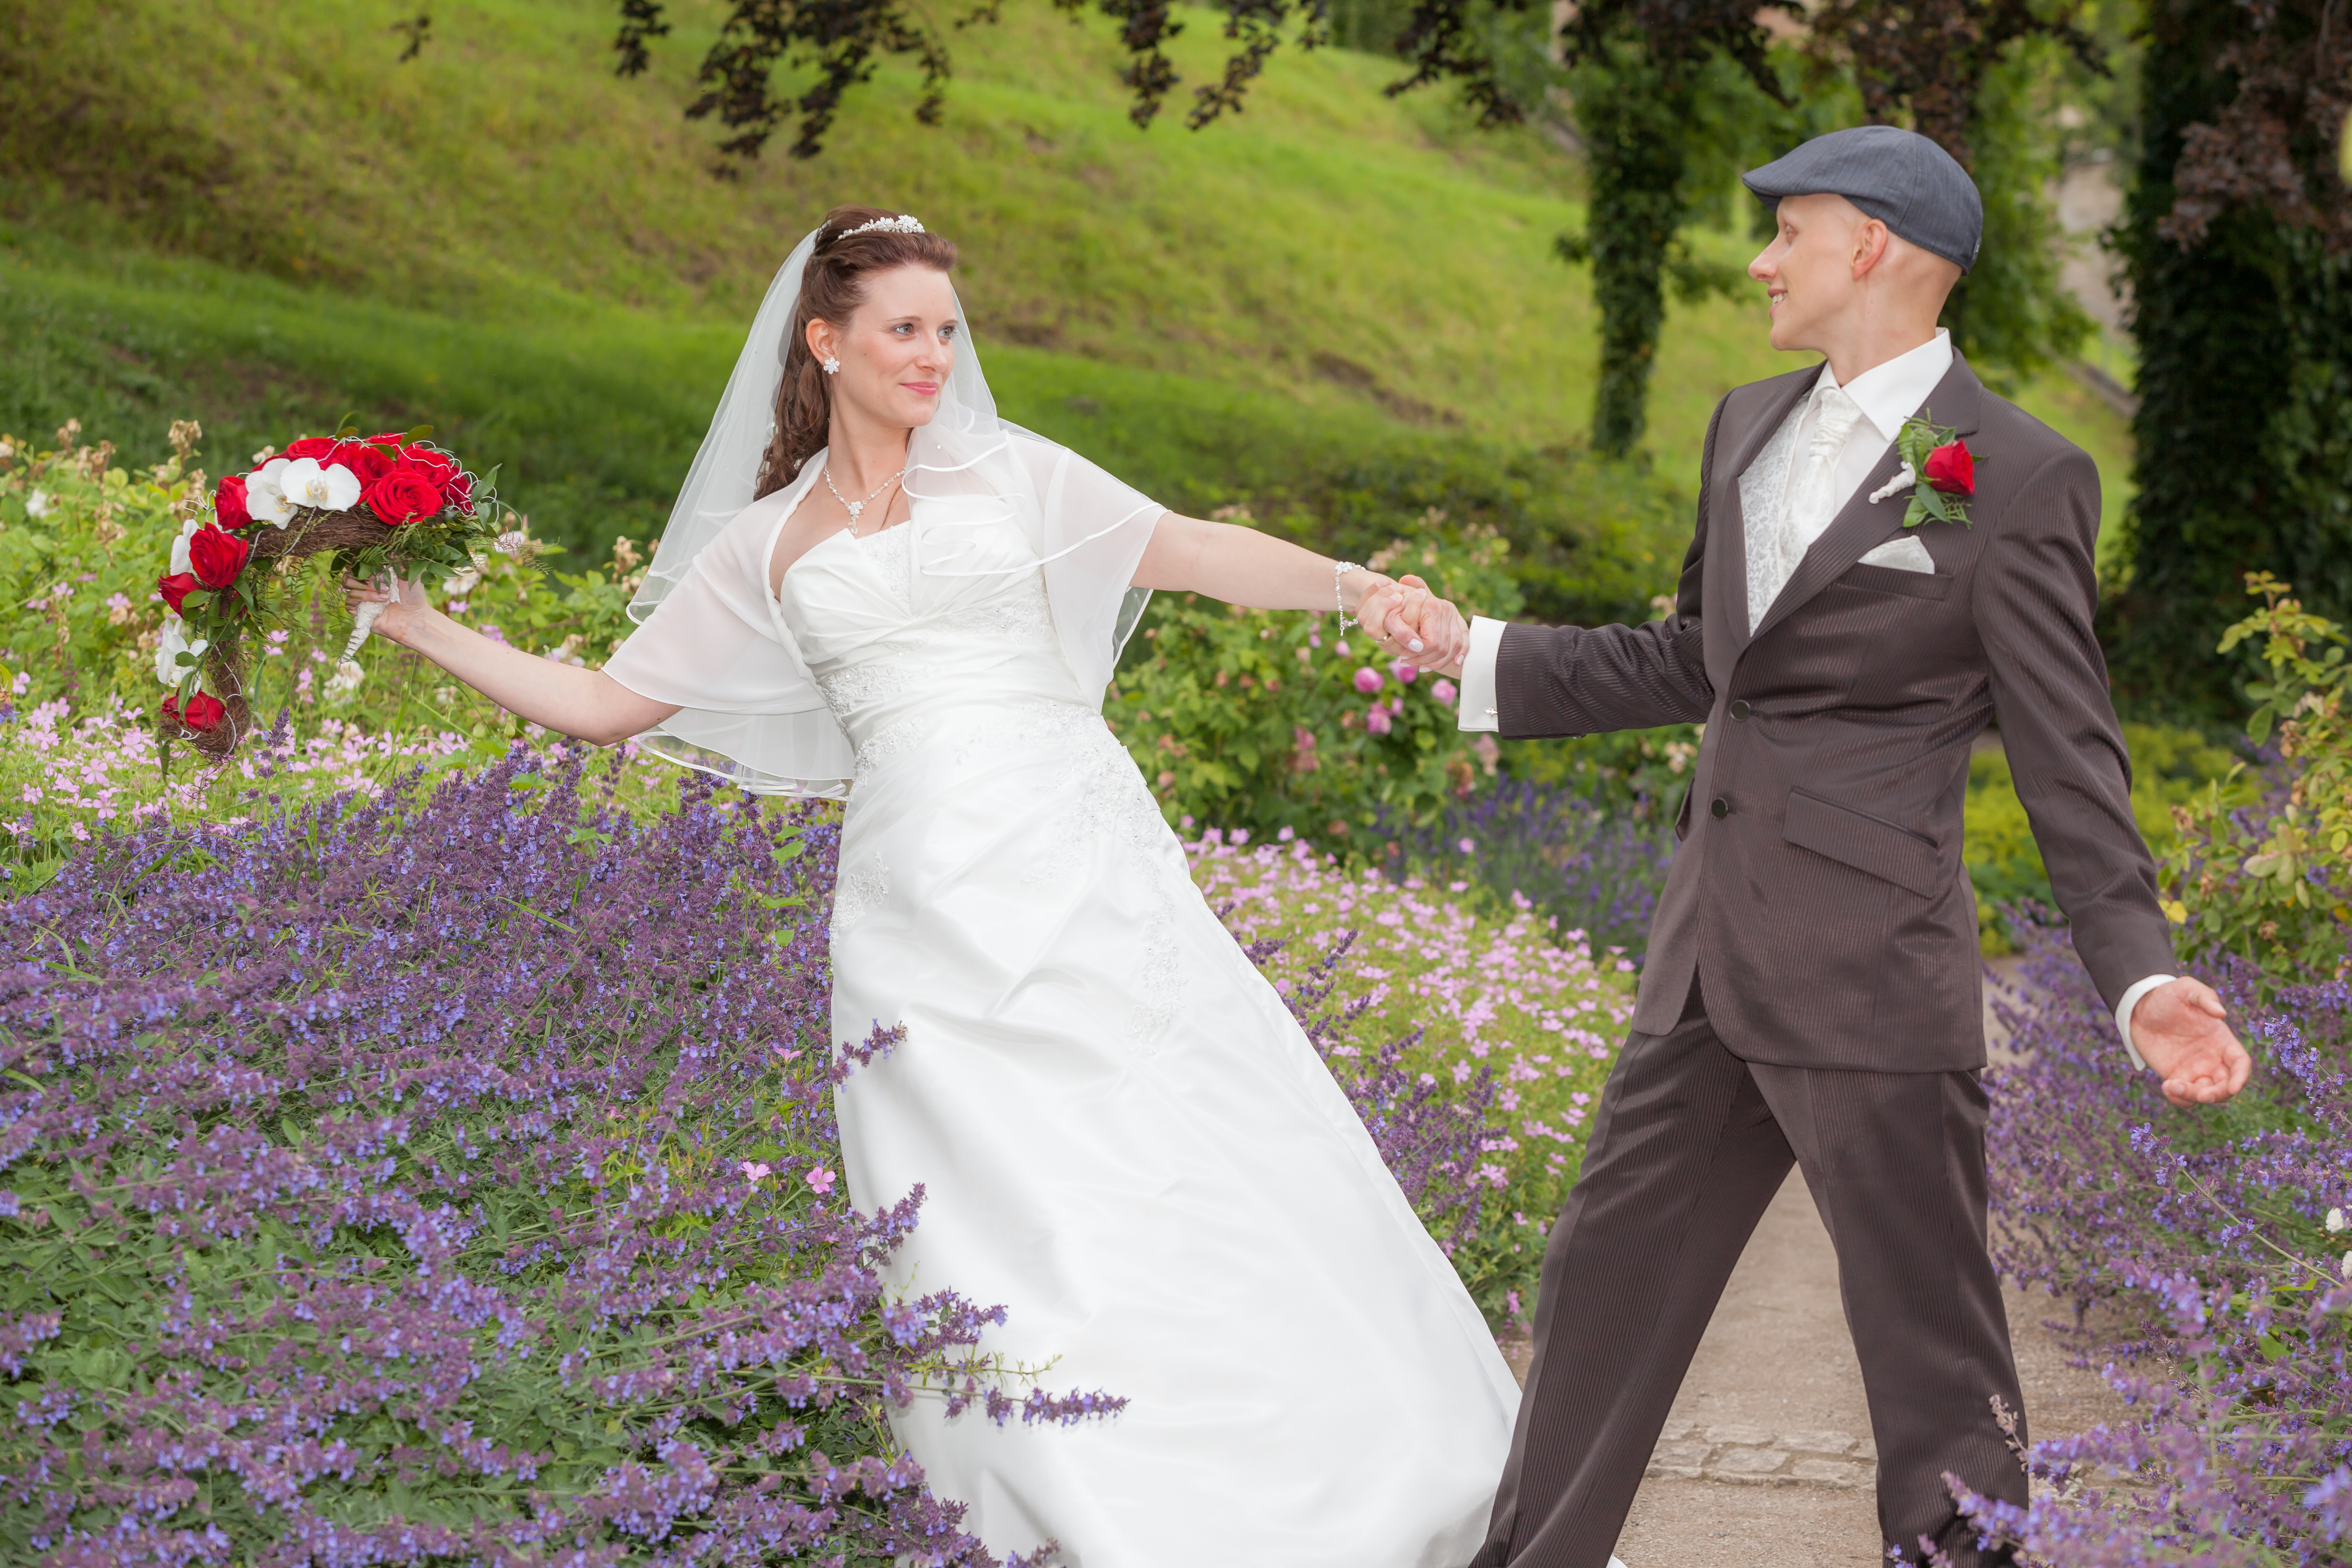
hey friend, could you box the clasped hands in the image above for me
[1353,574,1470,676]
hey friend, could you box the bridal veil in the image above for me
[617,224,1162,796]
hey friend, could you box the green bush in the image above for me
[2158,573,2352,985]
[1109,522,1526,843]
[1966,721,2245,954]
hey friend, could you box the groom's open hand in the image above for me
[2132,977,2253,1108]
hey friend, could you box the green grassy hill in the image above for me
[0,0,2130,595]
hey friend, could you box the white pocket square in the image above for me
[1857,536,1938,575]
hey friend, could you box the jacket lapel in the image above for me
[1742,353,1985,652]
[1707,365,1822,683]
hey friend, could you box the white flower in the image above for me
[2341,1252,2352,1281]
[24,489,52,518]
[279,457,361,513]
[1868,462,1919,506]
[153,613,209,687]
[2331,1208,2348,1234]
[324,659,366,701]
[444,562,483,596]
[168,516,200,575]
[494,529,530,557]
[245,457,296,526]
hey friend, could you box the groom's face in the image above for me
[1747,193,1869,353]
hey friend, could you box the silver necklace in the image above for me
[825,464,905,535]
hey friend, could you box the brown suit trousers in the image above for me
[1473,980,2024,1566]
[1477,356,2174,1565]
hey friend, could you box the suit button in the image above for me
[1710,797,1729,819]
[1728,699,1752,720]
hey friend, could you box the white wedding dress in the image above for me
[610,463,1519,1565]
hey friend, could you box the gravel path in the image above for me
[1496,964,2129,1564]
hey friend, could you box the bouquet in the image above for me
[155,424,523,757]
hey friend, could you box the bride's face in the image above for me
[812,265,962,430]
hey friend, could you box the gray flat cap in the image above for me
[1742,125,1983,273]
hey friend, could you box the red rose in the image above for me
[283,436,339,462]
[1924,441,1975,497]
[445,469,475,515]
[214,473,253,530]
[187,524,250,591]
[330,439,395,485]
[157,572,199,614]
[364,465,445,526]
[162,692,226,732]
[400,446,460,489]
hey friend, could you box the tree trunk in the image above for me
[1574,43,1694,459]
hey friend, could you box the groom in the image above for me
[1379,126,2253,1565]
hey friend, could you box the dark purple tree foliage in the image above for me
[1962,924,2352,1562]
[0,747,1112,1566]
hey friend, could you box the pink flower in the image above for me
[1431,678,1458,705]
[1391,659,1418,684]
[1352,666,1385,695]
[738,1161,771,1184]
[1365,707,1393,736]
[804,1165,838,1195]
[1459,837,1476,854]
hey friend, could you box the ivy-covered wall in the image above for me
[2103,0,2352,719]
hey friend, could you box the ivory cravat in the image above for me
[1750,384,1865,632]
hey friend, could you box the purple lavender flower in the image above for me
[0,748,1115,1565]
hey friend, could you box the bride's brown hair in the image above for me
[756,206,961,499]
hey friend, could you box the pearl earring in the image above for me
[822,356,841,375]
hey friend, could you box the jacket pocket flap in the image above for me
[1783,788,1943,897]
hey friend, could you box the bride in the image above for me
[347,206,1519,1565]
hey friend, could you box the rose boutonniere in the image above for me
[1868,409,1982,527]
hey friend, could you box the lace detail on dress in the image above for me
[833,850,890,935]
[1739,401,1807,636]
[815,657,936,726]
[934,572,1055,648]
[856,524,914,611]
[853,717,927,784]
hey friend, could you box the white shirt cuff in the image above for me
[2113,973,2175,1073]
[1457,617,1506,733]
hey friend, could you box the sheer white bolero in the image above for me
[604,427,1164,797]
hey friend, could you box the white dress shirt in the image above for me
[1455,329,2173,1064]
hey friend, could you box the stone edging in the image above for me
[1646,1423,1878,1490]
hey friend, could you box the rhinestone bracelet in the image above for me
[1333,561,1365,631]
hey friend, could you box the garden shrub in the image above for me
[1107,521,1525,842]
[1967,720,2246,956]
[1970,573,2352,1563]
[1192,830,1640,1321]
[2158,573,2352,986]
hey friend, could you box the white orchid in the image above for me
[25,489,52,518]
[169,516,201,575]
[154,613,209,687]
[244,457,297,526]
[279,457,361,513]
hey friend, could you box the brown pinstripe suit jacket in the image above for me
[1495,353,2177,1070]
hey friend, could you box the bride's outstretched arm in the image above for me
[1132,514,1470,668]
[343,575,679,746]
